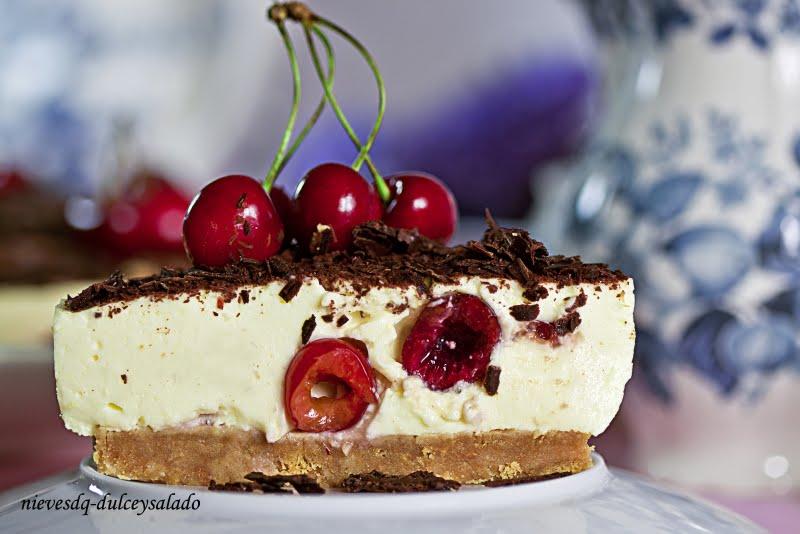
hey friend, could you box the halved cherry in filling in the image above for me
[284,338,378,432]
[402,293,501,391]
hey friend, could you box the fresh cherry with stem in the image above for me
[385,172,458,243]
[182,8,311,266]
[293,162,382,250]
[183,174,283,267]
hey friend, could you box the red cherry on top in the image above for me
[284,338,378,432]
[384,173,457,243]
[402,293,501,391]
[99,171,190,256]
[182,174,284,267]
[294,163,382,251]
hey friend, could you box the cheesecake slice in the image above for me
[54,221,634,488]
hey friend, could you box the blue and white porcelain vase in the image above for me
[555,0,800,494]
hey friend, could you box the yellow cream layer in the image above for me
[53,277,635,442]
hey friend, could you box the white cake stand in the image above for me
[0,454,762,533]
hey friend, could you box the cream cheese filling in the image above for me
[53,277,635,442]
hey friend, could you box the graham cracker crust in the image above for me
[93,427,592,488]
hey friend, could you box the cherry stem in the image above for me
[304,22,390,203]
[263,18,302,192]
[276,26,335,176]
[315,18,387,192]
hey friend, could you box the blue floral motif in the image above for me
[708,0,770,49]
[716,315,797,373]
[665,226,754,298]
[779,0,800,34]
[641,0,800,50]
[679,310,740,394]
[765,287,800,318]
[653,0,695,41]
[636,172,702,221]
[647,115,691,165]
[635,329,676,403]
[586,108,798,401]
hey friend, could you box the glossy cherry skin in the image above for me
[98,171,190,256]
[269,185,296,244]
[294,163,382,251]
[182,174,283,267]
[384,172,457,243]
[284,338,378,432]
[402,293,501,391]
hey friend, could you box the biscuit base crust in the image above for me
[93,427,592,488]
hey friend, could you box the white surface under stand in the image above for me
[0,454,761,533]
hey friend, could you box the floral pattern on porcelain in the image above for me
[589,109,800,402]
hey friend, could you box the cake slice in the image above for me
[54,221,634,488]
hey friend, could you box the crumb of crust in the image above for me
[484,365,501,395]
[279,278,302,302]
[498,462,523,479]
[340,471,460,493]
[336,315,349,327]
[321,313,334,323]
[509,304,539,321]
[301,315,316,344]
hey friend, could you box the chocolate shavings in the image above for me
[509,304,540,321]
[64,221,627,312]
[279,279,302,303]
[340,471,460,493]
[301,315,316,345]
[484,365,501,395]
[245,472,324,494]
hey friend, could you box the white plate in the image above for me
[0,454,763,533]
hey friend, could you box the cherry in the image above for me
[96,171,190,256]
[269,185,296,243]
[294,163,382,251]
[0,168,29,198]
[402,293,501,391]
[384,173,457,243]
[182,174,283,267]
[284,338,378,432]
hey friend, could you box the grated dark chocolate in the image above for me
[484,365,501,395]
[64,220,626,312]
[300,315,316,344]
[340,471,460,493]
[509,304,540,321]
